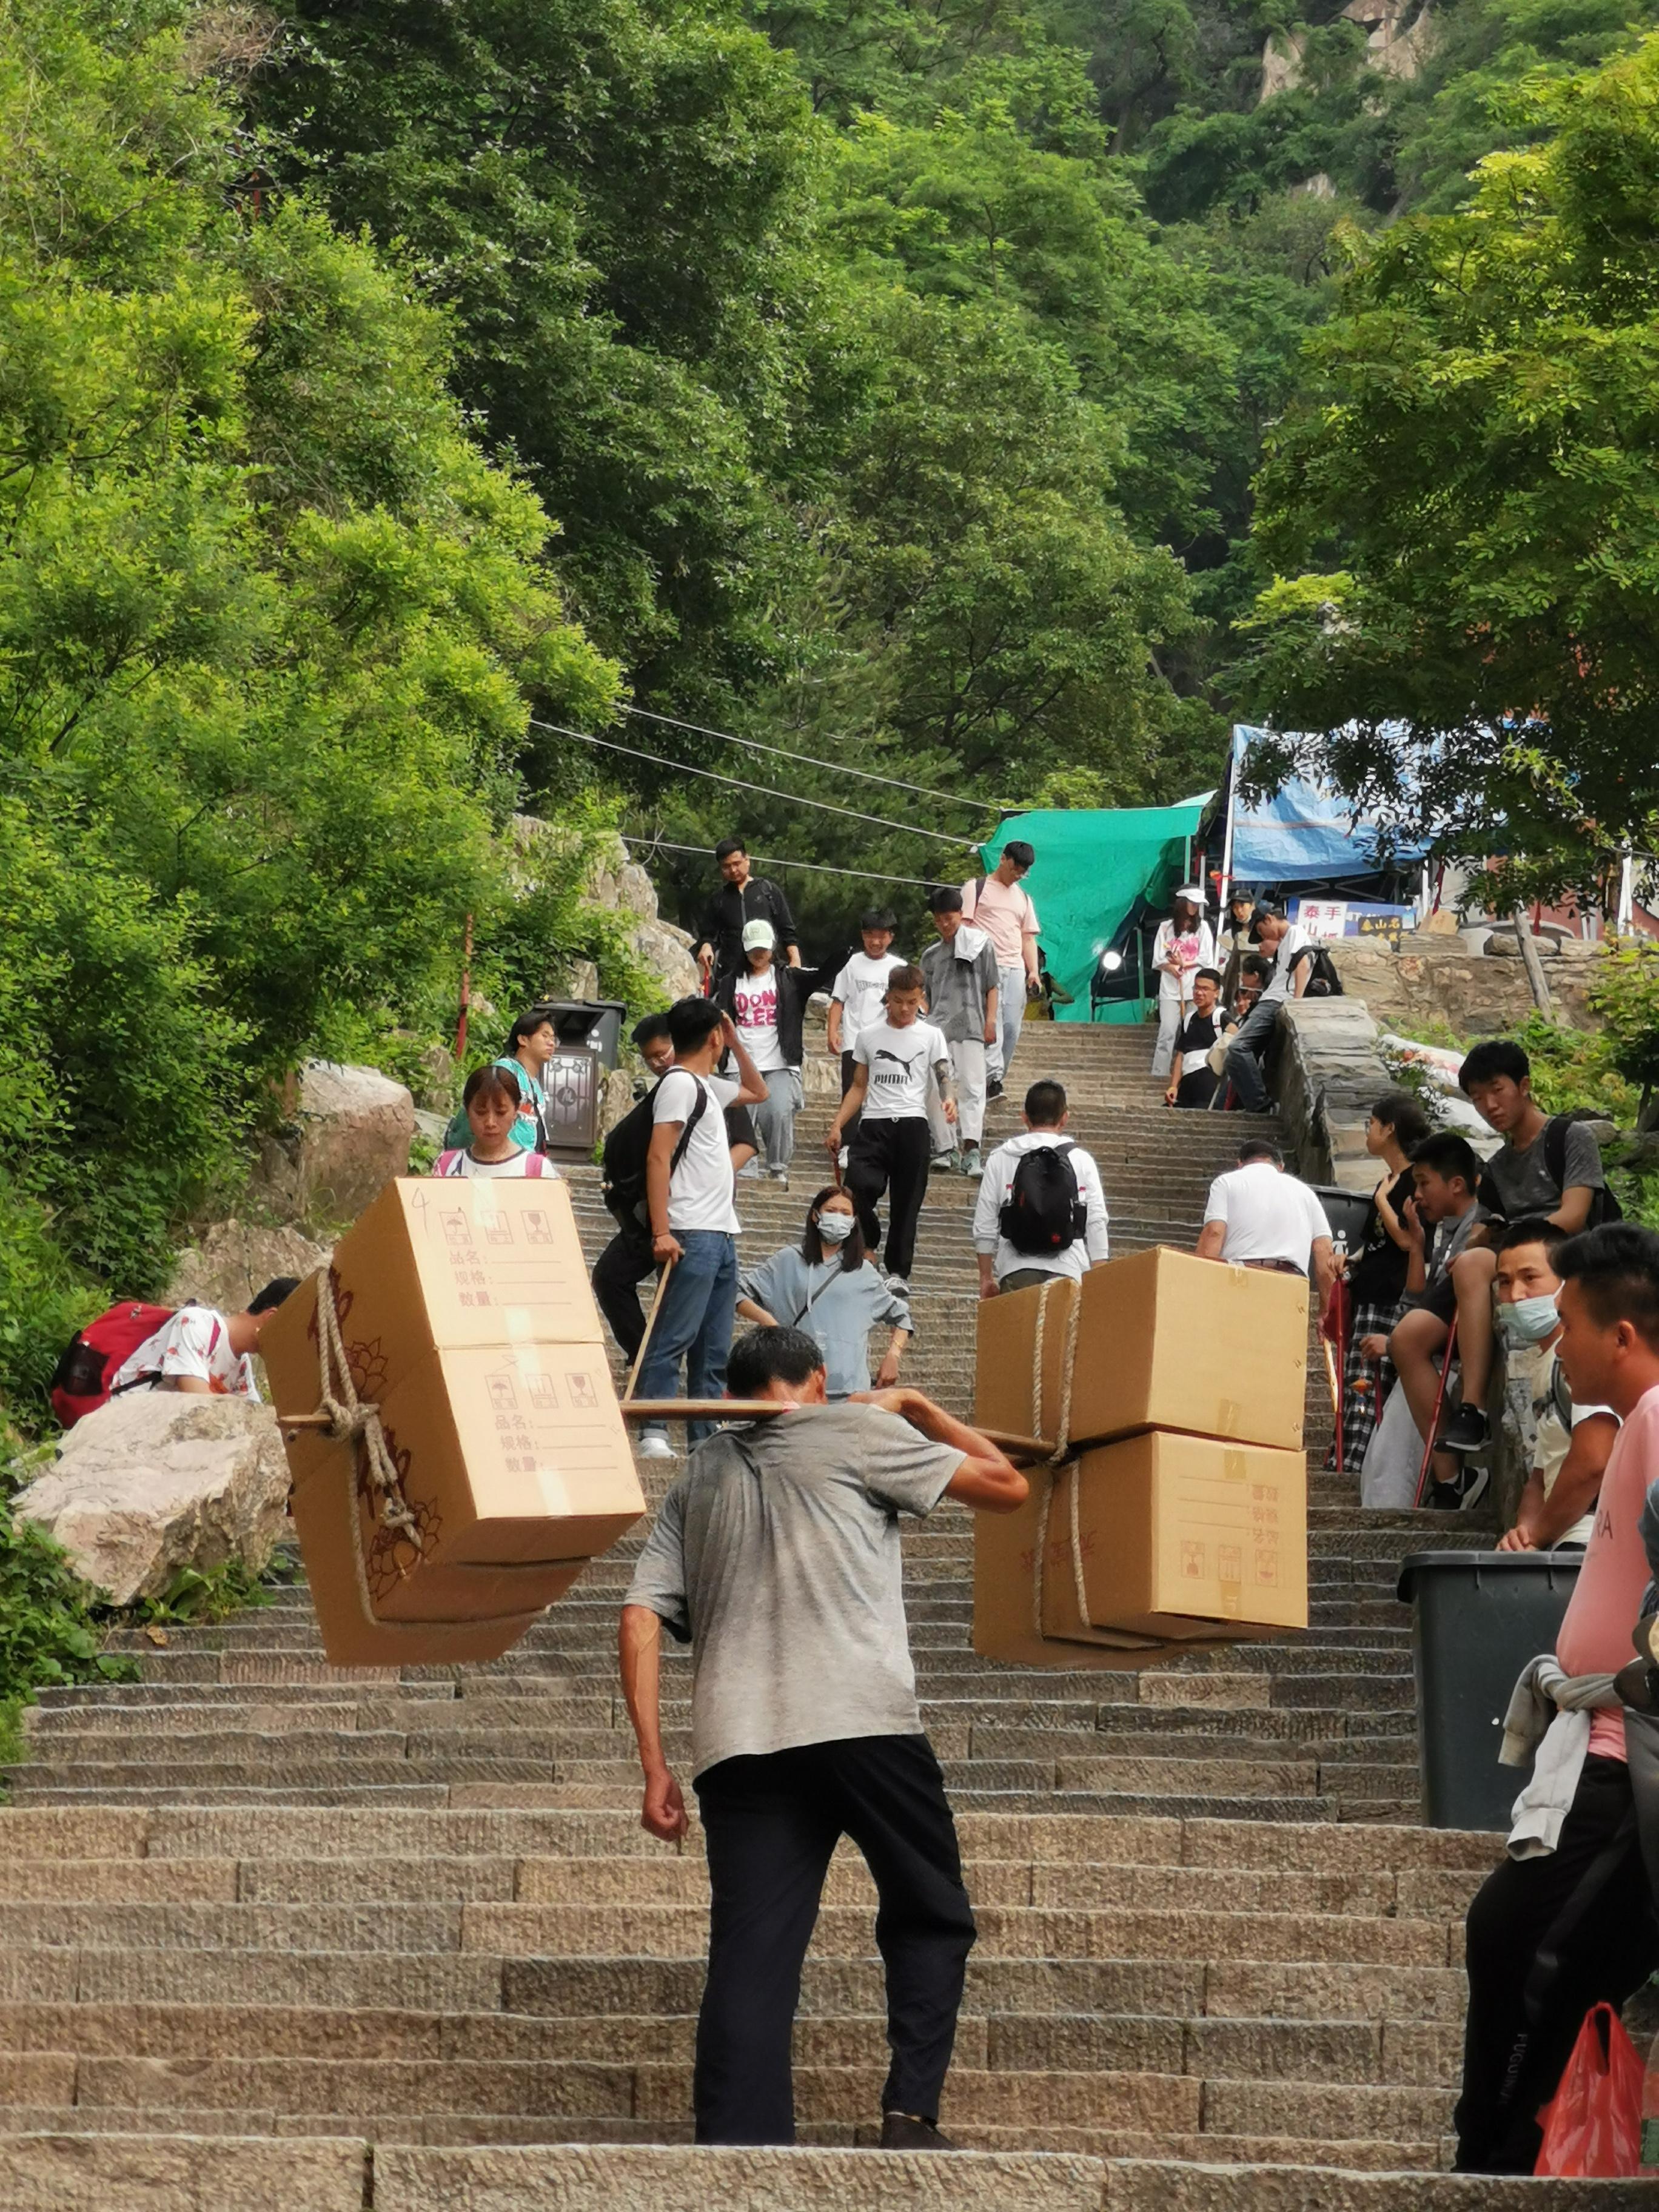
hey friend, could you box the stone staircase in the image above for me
[2,1021,1642,2208]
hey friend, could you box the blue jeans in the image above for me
[1224,997,1280,1113]
[635,1229,738,1446]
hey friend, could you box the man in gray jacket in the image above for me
[919,888,999,1176]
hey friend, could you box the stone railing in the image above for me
[1271,997,1398,1190]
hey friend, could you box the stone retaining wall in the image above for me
[1272,998,1398,1191]
[1328,932,1597,1033]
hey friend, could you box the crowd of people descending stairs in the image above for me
[7,834,1659,2194]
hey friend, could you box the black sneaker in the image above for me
[1456,1463,1491,1512]
[1437,1404,1490,1456]
[879,2112,956,2151]
[985,1079,1005,1102]
[1424,1480,1464,1512]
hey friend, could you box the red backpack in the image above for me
[49,1301,179,1429]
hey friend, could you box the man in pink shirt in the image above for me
[962,840,1039,1098]
[1453,1223,1659,2173]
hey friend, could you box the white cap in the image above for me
[1176,884,1206,905]
[741,918,776,951]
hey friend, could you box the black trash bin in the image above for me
[534,999,628,1071]
[1396,1549,1584,1831]
[1311,1183,1376,1249]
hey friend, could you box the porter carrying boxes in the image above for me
[262,1178,645,1666]
[973,1248,1309,1669]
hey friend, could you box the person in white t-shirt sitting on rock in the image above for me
[1223,908,1312,1114]
[827,908,904,1162]
[1196,1138,1336,1316]
[712,920,838,1190]
[106,1281,300,1403]
[635,998,769,1460]
[433,1063,563,1179]
[973,1080,1109,1296]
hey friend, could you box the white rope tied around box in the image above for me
[1028,1277,1088,1639]
[308,1263,422,1557]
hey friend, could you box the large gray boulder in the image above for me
[252,1059,416,1225]
[167,1219,329,1313]
[16,1393,290,1607]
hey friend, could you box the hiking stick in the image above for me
[1412,1313,1458,1509]
[623,1254,676,1404]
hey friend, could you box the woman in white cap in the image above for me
[1150,886,1215,1079]
[712,920,838,1187]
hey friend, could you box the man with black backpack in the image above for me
[971,1080,1108,1296]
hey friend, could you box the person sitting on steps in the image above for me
[1443,1037,1613,1461]
[1388,1130,1492,1507]
[1222,910,1312,1114]
[1491,1216,1618,1553]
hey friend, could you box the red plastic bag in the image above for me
[1535,2002,1644,2176]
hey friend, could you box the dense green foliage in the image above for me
[1250,38,1659,896]
[0,0,633,1422]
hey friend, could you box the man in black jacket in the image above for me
[694,839,800,986]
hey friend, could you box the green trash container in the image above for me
[1395,1549,1584,1831]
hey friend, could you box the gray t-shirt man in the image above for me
[625,1402,962,1778]
[1482,1119,1605,1221]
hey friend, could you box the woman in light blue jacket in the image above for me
[736,1187,912,1398]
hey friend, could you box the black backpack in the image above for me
[1295,943,1345,997]
[999,1141,1087,1255]
[1542,1114,1623,1225]
[601,1075,708,1230]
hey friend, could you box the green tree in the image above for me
[0,0,624,1415]
[1247,36,1659,892]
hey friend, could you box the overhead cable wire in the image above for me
[619,703,1019,814]
[529,719,980,848]
[619,834,938,890]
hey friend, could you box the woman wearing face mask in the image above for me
[734,1188,913,1397]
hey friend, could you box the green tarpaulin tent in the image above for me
[979,803,1205,1025]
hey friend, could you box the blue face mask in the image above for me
[1498,1292,1560,1346]
[816,1212,854,1246]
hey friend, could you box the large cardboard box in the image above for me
[975,1245,1307,1454]
[266,1178,605,1393]
[974,1429,1306,1669]
[260,1178,644,1666]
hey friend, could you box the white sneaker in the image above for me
[635,1432,675,1460]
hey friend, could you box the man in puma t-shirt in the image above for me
[825,968,953,1299]
[1453,1223,1659,2173]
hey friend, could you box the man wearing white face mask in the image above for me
[1492,1217,1619,1551]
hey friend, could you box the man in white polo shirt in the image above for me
[1196,1139,1336,1318]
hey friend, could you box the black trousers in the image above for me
[1454,1753,1659,2173]
[692,1734,975,2145]
[591,1219,654,1362]
[845,1115,931,1279]
[839,1049,862,1146]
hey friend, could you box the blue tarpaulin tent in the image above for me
[1228,727,1432,885]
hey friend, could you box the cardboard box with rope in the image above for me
[973,1251,1310,1667]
